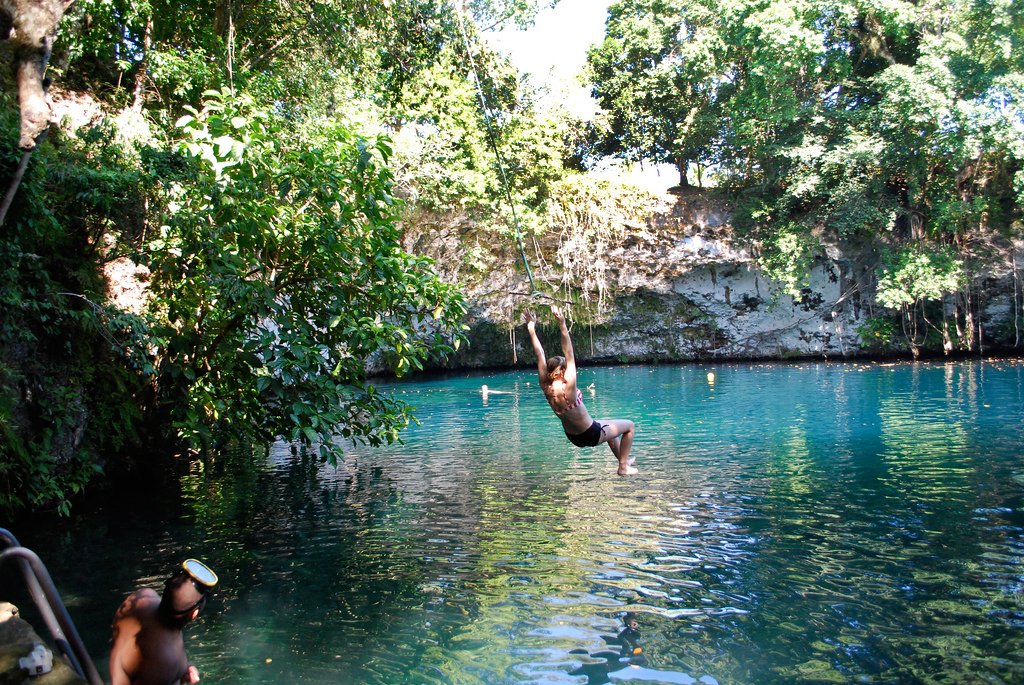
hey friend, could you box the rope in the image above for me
[455,7,538,295]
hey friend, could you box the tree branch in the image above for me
[0,146,34,226]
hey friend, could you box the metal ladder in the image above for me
[0,528,104,685]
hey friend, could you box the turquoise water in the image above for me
[6,361,1024,684]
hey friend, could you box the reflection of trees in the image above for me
[739,362,1024,682]
[176,439,446,679]
[401,377,593,680]
[870,363,1024,683]
[417,480,576,682]
[50,363,1022,683]
[175,372,600,682]
[878,363,973,506]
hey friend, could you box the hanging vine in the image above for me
[545,175,656,317]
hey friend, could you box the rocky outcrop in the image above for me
[435,189,1022,369]
[0,603,86,684]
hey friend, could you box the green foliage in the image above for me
[876,247,965,308]
[392,47,503,213]
[0,99,154,516]
[586,0,723,183]
[56,0,555,118]
[391,41,571,243]
[4,0,561,515]
[755,223,821,301]
[857,315,902,352]
[0,379,104,517]
[145,90,467,462]
[585,0,1021,359]
[782,130,900,239]
[589,0,1023,252]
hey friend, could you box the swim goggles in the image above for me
[182,558,219,588]
[167,559,219,616]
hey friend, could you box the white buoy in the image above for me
[707,371,716,385]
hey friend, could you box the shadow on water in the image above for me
[5,361,1024,684]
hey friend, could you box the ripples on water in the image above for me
[7,361,1024,684]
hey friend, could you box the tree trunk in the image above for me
[3,0,75,150]
[1013,251,1021,347]
[964,286,976,352]
[675,157,689,188]
[215,0,235,84]
[131,13,153,112]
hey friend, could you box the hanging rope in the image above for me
[455,7,538,295]
[509,315,518,363]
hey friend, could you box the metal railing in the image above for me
[0,528,104,685]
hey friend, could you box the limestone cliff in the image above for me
[406,188,1023,370]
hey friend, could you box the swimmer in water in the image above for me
[524,305,637,475]
[109,559,218,685]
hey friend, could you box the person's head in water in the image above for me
[617,612,643,659]
[547,356,567,380]
[158,560,217,629]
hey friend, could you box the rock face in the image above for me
[438,189,1022,369]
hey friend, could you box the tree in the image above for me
[143,89,467,462]
[391,39,569,233]
[586,0,724,187]
[3,0,572,513]
[0,0,77,227]
[587,0,1023,350]
[0,0,75,150]
[55,0,555,117]
[876,246,966,354]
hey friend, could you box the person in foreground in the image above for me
[525,305,637,475]
[109,559,218,685]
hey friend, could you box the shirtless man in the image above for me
[109,560,217,685]
[525,305,637,475]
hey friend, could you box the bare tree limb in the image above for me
[0,146,32,226]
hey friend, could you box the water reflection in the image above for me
[6,361,1024,684]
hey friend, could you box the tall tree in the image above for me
[3,0,565,513]
[587,0,723,187]
[587,0,1023,350]
[142,90,467,461]
[55,0,555,115]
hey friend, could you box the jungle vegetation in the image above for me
[587,0,1023,350]
[0,0,1021,515]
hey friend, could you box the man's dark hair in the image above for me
[158,571,206,628]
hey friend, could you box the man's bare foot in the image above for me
[617,466,639,476]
